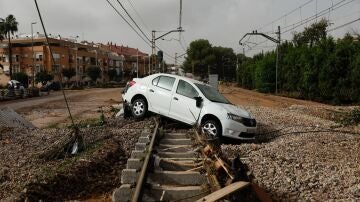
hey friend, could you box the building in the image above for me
[100,43,150,78]
[0,34,149,86]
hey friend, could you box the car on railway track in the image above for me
[122,73,257,140]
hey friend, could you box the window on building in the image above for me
[52,53,60,63]
[13,55,20,62]
[36,53,43,61]
[13,64,20,73]
[35,64,44,74]
[53,64,60,73]
[0,55,7,62]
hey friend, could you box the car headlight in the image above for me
[227,113,245,123]
[227,113,257,127]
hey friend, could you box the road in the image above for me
[0,88,122,128]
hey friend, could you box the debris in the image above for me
[0,107,35,129]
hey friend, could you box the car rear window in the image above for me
[156,76,176,91]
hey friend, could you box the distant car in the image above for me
[8,80,22,89]
[122,73,257,140]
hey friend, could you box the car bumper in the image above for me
[221,119,257,140]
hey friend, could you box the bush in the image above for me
[86,66,101,82]
[11,72,29,88]
[36,71,53,85]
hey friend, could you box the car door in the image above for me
[147,75,176,115]
[169,79,201,125]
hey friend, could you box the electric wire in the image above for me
[281,0,355,34]
[33,0,76,128]
[105,0,151,47]
[115,0,151,42]
[327,17,360,32]
[125,0,151,32]
[256,0,315,31]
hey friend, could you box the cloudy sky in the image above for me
[1,0,359,63]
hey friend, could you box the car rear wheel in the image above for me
[202,120,221,138]
[131,98,147,119]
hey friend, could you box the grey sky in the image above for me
[1,0,359,63]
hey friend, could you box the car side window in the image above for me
[152,76,160,86]
[176,80,199,98]
[156,76,176,91]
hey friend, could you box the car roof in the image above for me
[151,73,204,85]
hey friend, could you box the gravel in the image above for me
[0,117,154,200]
[222,106,360,201]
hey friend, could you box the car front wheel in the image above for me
[131,98,147,119]
[202,120,221,138]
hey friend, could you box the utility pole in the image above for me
[143,56,145,77]
[151,28,184,74]
[136,48,139,78]
[148,56,151,75]
[239,27,281,94]
[175,53,177,66]
[31,22,37,88]
[275,26,281,94]
[151,30,156,74]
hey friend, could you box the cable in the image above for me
[281,0,355,34]
[125,0,151,32]
[256,0,314,31]
[327,17,360,32]
[33,0,76,128]
[105,0,151,47]
[115,0,151,42]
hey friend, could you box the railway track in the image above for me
[112,118,271,202]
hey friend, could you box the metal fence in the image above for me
[0,89,40,101]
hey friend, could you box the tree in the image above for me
[2,15,18,77]
[182,39,237,80]
[36,71,53,85]
[11,72,29,88]
[62,68,76,80]
[183,39,213,78]
[108,68,117,81]
[86,66,101,82]
[0,18,5,42]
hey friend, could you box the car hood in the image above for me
[217,103,251,118]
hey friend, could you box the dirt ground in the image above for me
[1,88,122,128]
[219,84,356,122]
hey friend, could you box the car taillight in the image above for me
[129,80,136,87]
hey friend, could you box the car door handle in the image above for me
[149,89,154,92]
[173,97,178,100]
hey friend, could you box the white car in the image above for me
[122,73,257,140]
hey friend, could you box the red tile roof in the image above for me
[103,44,148,57]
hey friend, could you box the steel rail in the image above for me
[131,119,159,202]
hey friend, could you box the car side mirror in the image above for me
[194,96,203,108]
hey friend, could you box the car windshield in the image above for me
[195,83,230,104]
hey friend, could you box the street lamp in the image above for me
[31,22,37,88]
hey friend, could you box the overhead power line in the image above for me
[327,17,360,32]
[115,0,151,42]
[105,0,151,47]
[281,0,355,34]
[125,0,151,32]
[257,0,314,31]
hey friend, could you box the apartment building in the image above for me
[101,43,150,78]
[0,35,147,86]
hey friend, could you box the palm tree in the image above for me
[0,18,5,42]
[3,15,19,76]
